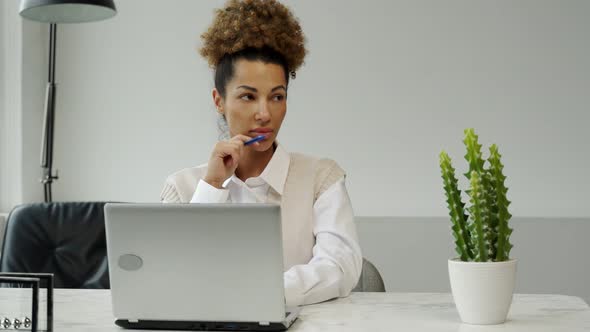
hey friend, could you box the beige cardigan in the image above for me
[160,153,346,270]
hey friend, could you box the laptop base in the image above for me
[115,319,294,331]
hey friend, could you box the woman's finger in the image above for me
[231,134,253,144]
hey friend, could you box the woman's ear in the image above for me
[212,88,224,115]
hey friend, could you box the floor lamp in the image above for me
[19,0,117,202]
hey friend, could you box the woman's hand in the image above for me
[203,135,257,189]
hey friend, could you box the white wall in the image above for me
[0,0,23,213]
[46,0,590,217]
[0,0,46,213]
[20,16,46,205]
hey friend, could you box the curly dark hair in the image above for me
[199,0,307,73]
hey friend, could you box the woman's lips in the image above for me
[250,129,273,138]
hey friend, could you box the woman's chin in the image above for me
[252,139,275,152]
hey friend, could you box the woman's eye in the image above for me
[240,94,254,101]
[273,95,285,101]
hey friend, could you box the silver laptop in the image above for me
[104,203,300,331]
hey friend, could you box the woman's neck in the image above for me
[235,143,276,181]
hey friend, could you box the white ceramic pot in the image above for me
[448,258,517,325]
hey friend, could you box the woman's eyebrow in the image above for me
[236,85,257,92]
[271,85,287,92]
[236,85,287,93]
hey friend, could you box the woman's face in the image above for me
[214,59,288,152]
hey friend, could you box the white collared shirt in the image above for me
[189,144,363,306]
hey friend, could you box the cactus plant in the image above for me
[439,128,513,262]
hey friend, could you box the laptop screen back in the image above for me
[105,203,285,323]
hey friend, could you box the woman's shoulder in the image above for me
[165,163,209,183]
[289,152,345,175]
[160,163,209,202]
[288,152,346,197]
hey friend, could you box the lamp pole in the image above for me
[41,23,58,202]
[19,0,117,202]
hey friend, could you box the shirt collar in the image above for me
[222,142,290,195]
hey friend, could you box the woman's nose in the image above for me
[255,102,271,122]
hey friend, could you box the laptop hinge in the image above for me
[128,319,139,323]
[259,321,270,326]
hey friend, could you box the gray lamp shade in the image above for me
[20,0,116,23]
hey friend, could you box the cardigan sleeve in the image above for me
[314,158,346,201]
[160,179,182,203]
[284,177,363,306]
[160,165,208,203]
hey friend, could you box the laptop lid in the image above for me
[104,203,286,323]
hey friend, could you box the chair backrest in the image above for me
[0,202,110,289]
[352,258,386,292]
[0,203,385,292]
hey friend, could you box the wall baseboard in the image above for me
[0,213,587,305]
[356,216,590,305]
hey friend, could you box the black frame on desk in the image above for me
[0,273,54,332]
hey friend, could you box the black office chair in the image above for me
[352,258,386,292]
[0,202,385,292]
[0,202,110,289]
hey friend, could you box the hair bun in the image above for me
[200,0,307,72]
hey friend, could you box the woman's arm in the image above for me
[283,177,363,306]
[190,179,230,203]
[160,172,230,204]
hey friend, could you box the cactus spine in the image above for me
[440,151,473,261]
[488,144,513,261]
[439,129,513,262]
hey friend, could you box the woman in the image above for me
[160,0,362,307]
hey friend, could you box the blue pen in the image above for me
[244,135,266,146]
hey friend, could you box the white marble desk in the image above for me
[1,290,590,331]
